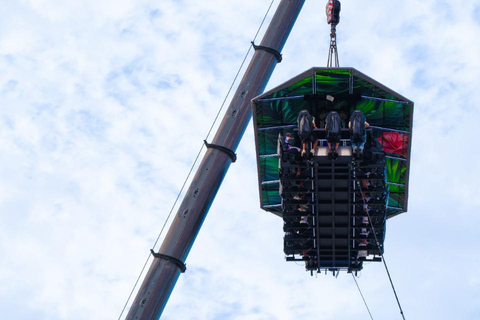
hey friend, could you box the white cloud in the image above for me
[1,0,480,319]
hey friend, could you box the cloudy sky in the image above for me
[1,0,480,319]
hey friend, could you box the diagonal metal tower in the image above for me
[125,1,305,319]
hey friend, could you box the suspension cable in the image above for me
[357,180,406,320]
[117,1,276,319]
[351,273,374,320]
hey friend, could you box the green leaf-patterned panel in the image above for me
[386,158,407,184]
[357,100,409,131]
[315,70,351,95]
[353,76,397,101]
[255,98,309,128]
[259,156,280,182]
[262,182,281,207]
[387,185,405,209]
[262,76,314,100]
[258,128,298,156]
[387,207,403,216]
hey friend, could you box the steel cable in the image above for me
[117,1,276,319]
[351,273,374,320]
[357,180,406,320]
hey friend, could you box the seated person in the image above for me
[357,239,368,258]
[363,136,385,162]
[325,111,343,154]
[284,133,302,164]
[284,133,300,152]
[360,227,370,236]
[362,216,369,225]
[278,133,303,177]
[297,109,317,157]
[361,183,371,202]
[298,204,309,212]
[278,133,300,159]
[363,204,370,215]
[349,110,369,156]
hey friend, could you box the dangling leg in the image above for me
[351,142,356,159]
[311,139,319,156]
[359,141,365,158]
[333,141,340,160]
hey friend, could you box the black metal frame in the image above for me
[279,134,388,274]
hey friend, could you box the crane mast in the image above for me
[125,1,305,319]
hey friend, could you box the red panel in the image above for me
[378,132,409,157]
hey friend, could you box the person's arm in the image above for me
[365,121,370,128]
[348,121,351,129]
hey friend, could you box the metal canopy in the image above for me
[251,67,414,218]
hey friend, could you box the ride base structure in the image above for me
[251,67,413,274]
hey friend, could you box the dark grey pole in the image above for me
[126,1,305,319]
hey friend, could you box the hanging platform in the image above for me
[251,67,414,273]
[251,68,413,219]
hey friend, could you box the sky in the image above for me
[1,0,480,319]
